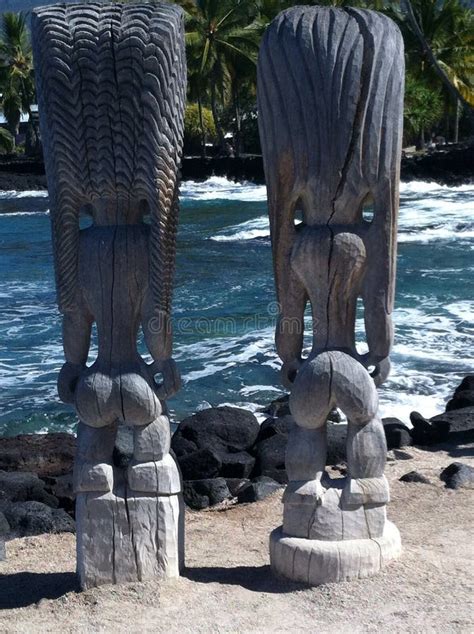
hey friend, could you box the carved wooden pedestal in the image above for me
[76,486,184,588]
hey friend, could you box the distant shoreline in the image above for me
[0,144,473,192]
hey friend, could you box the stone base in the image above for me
[270,521,401,586]
[76,488,184,589]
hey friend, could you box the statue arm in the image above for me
[270,199,307,388]
[275,272,307,388]
[58,300,93,404]
[142,295,181,400]
[362,185,398,384]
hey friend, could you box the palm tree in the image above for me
[257,0,387,19]
[180,0,260,155]
[0,12,36,145]
[0,126,14,154]
[393,0,474,141]
[404,73,444,147]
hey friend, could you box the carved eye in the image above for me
[361,195,374,223]
[140,199,151,225]
[79,202,94,229]
[153,371,165,389]
[355,297,369,356]
[294,198,305,228]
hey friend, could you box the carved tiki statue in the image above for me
[258,7,404,584]
[32,3,186,588]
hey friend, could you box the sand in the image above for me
[1,446,473,633]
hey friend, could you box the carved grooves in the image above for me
[32,3,186,316]
[257,6,404,363]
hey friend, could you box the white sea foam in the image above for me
[0,210,49,216]
[0,190,48,199]
[210,216,269,241]
[399,181,474,195]
[445,300,474,325]
[181,176,267,202]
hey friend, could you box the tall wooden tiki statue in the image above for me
[258,7,404,584]
[32,3,186,588]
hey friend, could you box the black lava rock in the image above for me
[399,471,431,484]
[262,395,290,418]
[455,376,474,392]
[219,452,255,479]
[0,432,75,478]
[178,447,222,481]
[254,434,287,483]
[4,501,75,537]
[256,415,294,443]
[171,435,198,459]
[225,478,250,497]
[446,390,474,412]
[383,418,412,449]
[183,478,231,510]
[446,375,474,412]
[172,407,260,461]
[0,511,9,536]
[440,462,474,490]
[0,471,59,508]
[410,411,450,445]
[326,423,347,465]
[430,407,474,444]
[44,473,75,515]
[237,476,282,503]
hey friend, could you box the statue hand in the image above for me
[58,362,84,404]
[281,359,302,390]
[370,356,391,387]
[150,358,181,400]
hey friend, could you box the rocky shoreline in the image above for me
[0,375,472,553]
[0,144,473,192]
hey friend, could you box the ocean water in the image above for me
[0,178,472,436]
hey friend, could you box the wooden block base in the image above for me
[270,521,401,586]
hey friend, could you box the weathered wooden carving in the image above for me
[258,6,403,585]
[32,3,186,588]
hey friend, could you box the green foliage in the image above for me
[404,74,444,142]
[177,0,261,152]
[184,102,216,153]
[0,126,14,153]
[0,12,36,139]
[391,0,474,107]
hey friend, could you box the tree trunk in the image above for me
[401,0,474,113]
[418,125,425,151]
[197,90,206,159]
[233,85,242,157]
[210,81,225,153]
[454,99,461,144]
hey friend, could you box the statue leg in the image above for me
[74,421,117,493]
[283,424,327,538]
[124,413,184,578]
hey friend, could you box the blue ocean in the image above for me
[0,177,473,436]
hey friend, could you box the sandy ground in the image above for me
[0,446,473,633]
